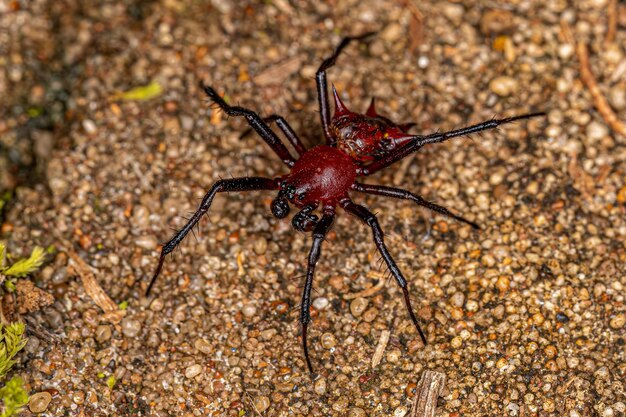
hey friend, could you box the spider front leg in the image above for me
[341,199,428,345]
[316,32,376,146]
[301,209,335,374]
[351,182,480,229]
[357,112,546,176]
[239,114,307,157]
[202,85,297,167]
[147,177,278,295]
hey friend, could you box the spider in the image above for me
[147,33,544,374]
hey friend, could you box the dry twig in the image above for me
[403,0,425,53]
[68,251,125,323]
[411,370,446,417]
[371,329,390,368]
[344,270,386,300]
[576,41,626,137]
[605,0,617,45]
[561,20,626,137]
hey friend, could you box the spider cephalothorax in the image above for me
[148,33,544,374]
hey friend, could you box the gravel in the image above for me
[2,0,625,416]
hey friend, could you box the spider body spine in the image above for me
[330,86,416,162]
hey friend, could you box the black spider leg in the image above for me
[351,182,480,229]
[301,209,335,374]
[239,114,307,157]
[316,32,376,146]
[202,84,297,167]
[340,199,428,345]
[147,177,278,295]
[357,112,546,176]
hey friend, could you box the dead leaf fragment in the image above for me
[411,370,446,417]
[253,55,303,86]
[16,279,54,314]
[67,251,118,313]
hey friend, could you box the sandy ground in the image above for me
[1,0,625,416]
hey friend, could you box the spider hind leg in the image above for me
[341,199,427,345]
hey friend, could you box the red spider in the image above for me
[147,33,544,374]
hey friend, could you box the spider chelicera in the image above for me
[147,33,544,374]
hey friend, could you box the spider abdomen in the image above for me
[281,145,357,207]
[329,86,414,162]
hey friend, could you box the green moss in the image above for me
[0,376,28,417]
[0,244,42,416]
[1,246,46,278]
[0,325,28,417]
[0,323,27,381]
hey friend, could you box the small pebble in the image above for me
[260,329,277,340]
[95,325,112,343]
[242,304,257,318]
[115,227,128,240]
[254,396,270,413]
[195,338,212,354]
[150,298,164,312]
[350,297,368,317]
[135,235,157,250]
[314,377,327,395]
[349,408,367,417]
[480,9,515,35]
[496,276,510,292]
[381,23,402,42]
[253,237,267,255]
[73,390,85,405]
[609,313,625,329]
[556,312,570,323]
[312,297,329,310]
[82,119,97,135]
[489,76,518,97]
[543,399,555,412]
[442,3,464,24]
[386,349,401,363]
[48,177,69,196]
[394,406,408,417]
[558,43,574,59]
[332,396,349,412]
[29,392,52,413]
[506,402,520,415]
[450,291,465,307]
[320,333,336,349]
[603,408,614,417]
[609,89,626,110]
[417,56,429,68]
[132,205,150,229]
[586,121,608,141]
[451,336,463,348]
[362,307,379,322]
[544,345,557,358]
[121,317,142,338]
[185,364,202,379]
[465,300,479,312]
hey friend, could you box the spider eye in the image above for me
[381,137,395,150]
[271,197,290,219]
